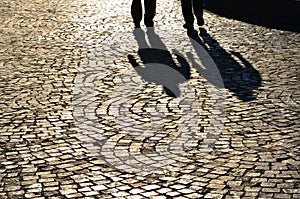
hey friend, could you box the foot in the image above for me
[183,24,197,36]
[183,23,194,30]
[133,20,141,28]
[145,22,154,27]
[197,18,205,26]
[134,23,140,28]
[199,27,207,36]
[144,19,154,27]
[187,28,198,38]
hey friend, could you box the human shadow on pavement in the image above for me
[128,28,191,97]
[187,29,262,101]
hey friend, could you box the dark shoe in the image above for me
[187,28,198,38]
[134,23,141,28]
[184,23,198,37]
[184,24,197,37]
[199,27,207,36]
[197,18,204,26]
[133,20,141,28]
[183,23,194,30]
[144,19,154,27]
[145,22,154,27]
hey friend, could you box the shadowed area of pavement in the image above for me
[204,0,300,32]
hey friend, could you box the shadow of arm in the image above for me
[172,49,191,79]
[128,54,140,68]
[186,52,205,74]
[230,51,252,69]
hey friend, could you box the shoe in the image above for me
[183,24,197,36]
[145,20,154,27]
[197,18,204,26]
[133,20,141,28]
[199,27,207,36]
[134,23,141,28]
[187,28,198,38]
[183,23,194,30]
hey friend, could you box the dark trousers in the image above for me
[131,0,156,27]
[181,0,203,26]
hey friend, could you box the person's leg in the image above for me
[181,0,194,29]
[131,0,143,28]
[144,0,156,27]
[192,0,204,26]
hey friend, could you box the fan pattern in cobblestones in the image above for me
[0,0,299,198]
[73,29,226,174]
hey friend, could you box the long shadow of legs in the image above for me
[188,29,262,101]
[128,28,191,97]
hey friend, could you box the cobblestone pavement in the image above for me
[0,0,299,198]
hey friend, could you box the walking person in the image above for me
[180,0,204,32]
[131,0,157,28]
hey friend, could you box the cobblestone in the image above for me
[0,0,300,198]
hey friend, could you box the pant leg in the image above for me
[181,0,194,26]
[144,0,156,27]
[131,0,143,26]
[192,0,204,25]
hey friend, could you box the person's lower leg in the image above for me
[144,0,156,27]
[192,0,204,26]
[131,0,143,27]
[181,0,194,29]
